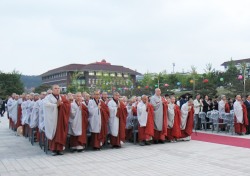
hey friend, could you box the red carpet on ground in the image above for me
[191,132,250,149]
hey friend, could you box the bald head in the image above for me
[236,95,242,101]
[155,88,161,96]
[52,85,60,95]
[113,92,119,101]
[141,95,148,104]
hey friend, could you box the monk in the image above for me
[68,92,88,152]
[88,91,103,150]
[137,95,154,146]
[234,95,249,135]
[16,93,25,129]
[43,85,71,156]
[167,95,181,142]
[108,92,127,148]
[7,93,16,129]
[8,94,19,130]
[99,92,110,146]
[180,99,194,141]
[150,88,168,144]
[21,94,30,137]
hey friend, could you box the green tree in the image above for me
[67,72,89,93]
[34,84,51,93]
[0,70,24,98]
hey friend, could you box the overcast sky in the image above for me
[1,0,250,75]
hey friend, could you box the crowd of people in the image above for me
[4,84,250,156]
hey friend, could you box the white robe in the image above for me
[21,101,28,125]
[218,100,226,114]
[30,99,40,128]
[88,99,101,133]
[233,100,243,124]
[180,103,189,130]
[8,100,18,124]
[68,101,83,136]
[7,98,14,116]
[108,99,119,137]
[43,94,61,140]
[168,103,175,128]
[150,95,163,131]
[137,102,148,127]
[38,99,45,131]
[24,100,34,125]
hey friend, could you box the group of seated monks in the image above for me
[6,85,194,156]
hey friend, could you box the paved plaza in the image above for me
[1,114,250,176]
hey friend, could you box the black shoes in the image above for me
[139,141,145,146]
[112,145,121,149]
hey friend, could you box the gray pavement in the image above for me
[1,114,250,176]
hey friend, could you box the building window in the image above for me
[96,72,102,76]
[89,71,95,76]
[124,74,128,78]
[103,72,109,76]
[117,73,122,77]
[110,73,115,77]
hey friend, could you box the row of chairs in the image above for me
[198,110,234,134]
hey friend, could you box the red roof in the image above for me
[41,60,141,76]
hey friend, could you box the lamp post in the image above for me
[172,63,175,74]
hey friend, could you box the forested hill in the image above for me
[21,75,42,88]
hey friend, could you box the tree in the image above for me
[34,84,51,93]
[67,72,89,93]
[0,70,24,98]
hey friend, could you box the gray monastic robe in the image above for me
[68,100,83,136]
[8,99,18,125]
[150,95,163,131]
[43,94,61,140]
[88,99,101,133]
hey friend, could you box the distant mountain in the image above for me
[21,75,42,89]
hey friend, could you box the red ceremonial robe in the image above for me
[138,103,154,141]
[100,100,110,145]
[234,104,249,134]
[70,103,89,147]
[167,105,181,140]
[15,105,22,129]
[50,96,71,151]
[91,101,110,149]
[110,101,128,147]
[153,99,168,141]
[181,107,194,138]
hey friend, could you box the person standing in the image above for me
[234,95,249,135]
[68,92,88,152]
[150,88,168,143]
[43,85,71,156]
[193,94,202,130]
[108,92,127,148]
[137,95,154,146]
[180,99,194,141]
[244,95,250,135]
[167,95,181,142]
